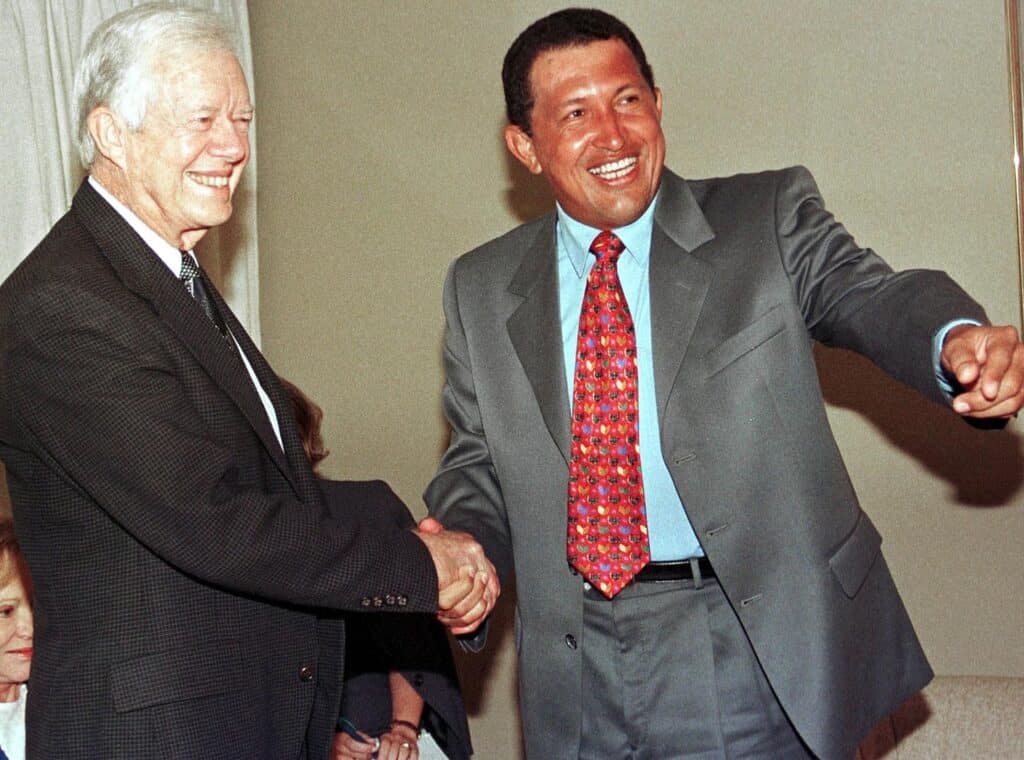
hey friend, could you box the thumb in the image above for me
[418,516,445,534]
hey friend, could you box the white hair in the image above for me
[73,3,238,168]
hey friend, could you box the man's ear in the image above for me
[87,107,129,170]
[504,124,542,175]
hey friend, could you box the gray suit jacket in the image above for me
[0,181,439,760]
[424,167,988,759]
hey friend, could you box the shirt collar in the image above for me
[88,176,194,276]
[556,194,658,278]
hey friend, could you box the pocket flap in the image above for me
[111,640,245,713]
[828,511,883,599]
[703,305,785,379]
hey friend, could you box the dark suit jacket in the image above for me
[0,180,439,760]
[321,480,472,760]
[424,167,990,759]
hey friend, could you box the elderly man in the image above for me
[424,7,1024,760]
[0,5,494,759]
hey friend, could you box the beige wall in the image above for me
[249,2,1024,756]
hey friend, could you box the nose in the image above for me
[211,115,248,162]
[16,606,31,640]
[593,108,625,152]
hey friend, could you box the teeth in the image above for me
[187,173,229,188]
[589,157,637,179]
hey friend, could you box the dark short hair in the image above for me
[502,7,655,134]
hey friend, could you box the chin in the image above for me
[192,206,234,230]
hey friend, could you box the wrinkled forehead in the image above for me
[143,46,251,108]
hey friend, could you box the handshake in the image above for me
[414,517,499,634]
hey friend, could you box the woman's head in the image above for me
[0,520,31,693]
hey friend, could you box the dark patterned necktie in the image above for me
[567,230,650,598]
[179,251,232,343]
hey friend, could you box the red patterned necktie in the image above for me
[567,230,650,598]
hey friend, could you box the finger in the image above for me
[439,594,486,627]
[335,732,371,754]
[952,381,1022,415]
[444,600,487,632]
[973,342,1016,400]
[438,571,487,621]
[449,617,485,635]
[485,566,500,600]
[942,336,983,387]
[985,342,1024,402]
[445,588,492,633]
[437,574,474,610]
[953,390,1024,419]
[952,356,1024,410]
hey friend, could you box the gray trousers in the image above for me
[579,572,815,759]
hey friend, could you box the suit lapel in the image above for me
[649,171,715,418]
[71,182,298,494]
[211,286,317,500]
[506,216,573,465]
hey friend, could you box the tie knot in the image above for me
[590,230,624,264]
[179,251,200,284]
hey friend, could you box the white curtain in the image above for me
[0,0,261,341]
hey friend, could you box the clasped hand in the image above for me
[942,323,1024,418]
[414,517,499,634]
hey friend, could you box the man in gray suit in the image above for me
[424,8,1024,759]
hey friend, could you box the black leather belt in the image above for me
[634,558,714,583]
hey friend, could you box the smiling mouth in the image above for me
[589,157,637,180]
[186,172,230,188]
[6,649,31,657]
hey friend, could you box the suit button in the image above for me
[373,596,384,608]
[385,594,397,606]
[360,597,372,607]
[299,665,315,682]
[565,634,577,650]
[397,595,408,607]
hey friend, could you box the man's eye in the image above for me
[0,607,13,618]
[566,109,584,121]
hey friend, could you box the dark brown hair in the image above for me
[0,519,31,598]
[502,7,655,134]
[280,377,329,472]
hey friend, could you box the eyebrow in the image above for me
[557,81,643,105]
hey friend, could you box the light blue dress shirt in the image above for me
[556,200,702,560]
[555,198,969,561]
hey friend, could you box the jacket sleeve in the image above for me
[421,260,516,652]
[774,165,989,407]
